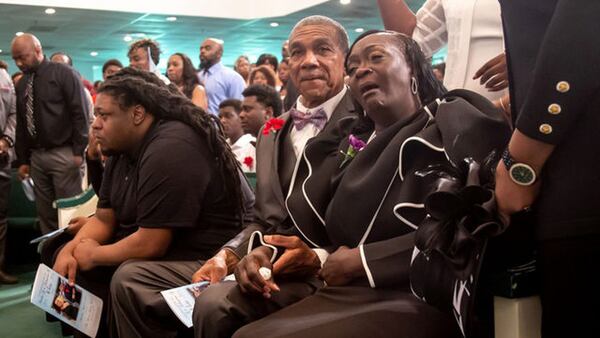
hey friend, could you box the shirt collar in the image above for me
[203,62,223,76]
[33,57,50,75]
[295,86,347,121]
[231,133,256,149]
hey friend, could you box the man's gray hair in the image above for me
[289,15,350,54]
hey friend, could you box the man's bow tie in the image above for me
[289,107,327,131]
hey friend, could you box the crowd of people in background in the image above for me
[0,1,598,338]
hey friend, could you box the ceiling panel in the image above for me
[0,0,431,80]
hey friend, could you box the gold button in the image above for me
[539,124,553,135]
[548,103,561,115]
[556,81,570,93]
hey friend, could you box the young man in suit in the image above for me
[495,1,600,337]
[109,16,357,338]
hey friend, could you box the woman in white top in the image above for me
[377,0,509,107]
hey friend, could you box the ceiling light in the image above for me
[166,16,177,22]
[45,8,56,15]
[123,35,133,42]
[270,22,279,27]
[355,28,364,33]
[16,32,24,36]
[90,51,98,57]
[0,49,3,54]
[340,0,351,4]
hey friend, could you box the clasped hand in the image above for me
[235,235,320,298]
[319,246,363,286]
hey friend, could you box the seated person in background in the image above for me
[195,30,511,338]
[240,84,283,137]
[167,52,208,110]
[48,67,253,338]
[249,65,278,89]
[110,15,359,338]
[218,99,256,172]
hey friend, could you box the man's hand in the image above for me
[192,249,239,284]
[264,235,320,277]
[494,161,541,225]
[17,164,30,180]
[72,238,100,271]
[319,246,363,286]
[53,247,78,286]
[473,53,509,92]
[66,216,88,235]
[234,246,280,298]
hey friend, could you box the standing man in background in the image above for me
[0,61,18,284]
[198,38,245,114]
[11,33,89,235]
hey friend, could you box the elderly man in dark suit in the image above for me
[190,16,357,338]
[495,1,600,337]
[109,15,357,338]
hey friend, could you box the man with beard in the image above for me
[11,33,88,235]
[197,38,245,115]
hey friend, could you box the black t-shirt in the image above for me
[98,119,243,260]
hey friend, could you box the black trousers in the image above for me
[537,234,600,338]
[193,278,323,338]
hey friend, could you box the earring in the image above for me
[411,77,418,95]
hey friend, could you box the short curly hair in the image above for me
[128,39,161,65]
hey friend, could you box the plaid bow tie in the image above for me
[289,107,327,131]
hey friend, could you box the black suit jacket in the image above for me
[501,0,600,240]
[223,90,358,257]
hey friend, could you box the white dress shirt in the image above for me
[290,86,347,158]
[229,133,256,173]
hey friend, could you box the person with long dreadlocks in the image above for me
[49,67,254,338]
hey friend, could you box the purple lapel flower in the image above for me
[340,134,366,168]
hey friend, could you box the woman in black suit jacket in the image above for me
[233,31,511,338]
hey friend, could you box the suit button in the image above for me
[548,103,561,115]
[556,81,570,93]
[539,124,553,135]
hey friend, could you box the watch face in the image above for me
[509,164,536,186]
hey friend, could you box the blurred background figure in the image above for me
[234,55,251,86]
[102,59,123,81]
[167,52,208,110]
[0,60,17,284]
[248,65,277,88]
[128,38,170,84]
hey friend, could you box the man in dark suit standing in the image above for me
[109,15,357,338]
[495,1,600,336]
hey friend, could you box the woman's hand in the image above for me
[494,161,541,225]
[473,53,509,92]
[264,235,321,278]
[319,246,364,286]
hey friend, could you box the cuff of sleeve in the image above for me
[359,244,376,288]
[312,248,330,267]
[247,231,278,263]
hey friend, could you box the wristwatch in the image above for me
[501,148,537,186]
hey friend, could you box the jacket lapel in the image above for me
[285,90,358,247]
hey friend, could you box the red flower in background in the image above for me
[243,156,254,169]
[262,118,286,135]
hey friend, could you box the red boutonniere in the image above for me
[243,156,254,170]
[262,118,286,135]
